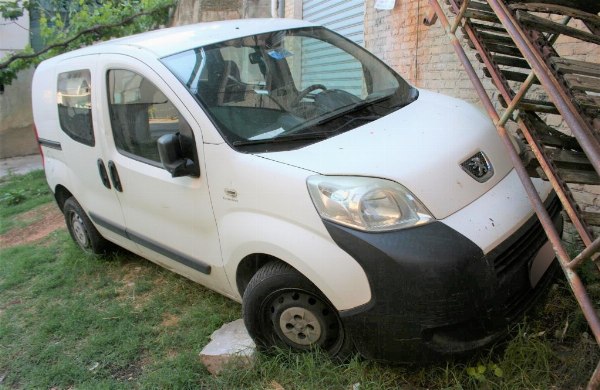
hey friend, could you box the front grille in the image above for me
[493,194,562,278]
[488,193,562,320]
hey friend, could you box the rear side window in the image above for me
[107,69,193,166]
[57,70,95,146]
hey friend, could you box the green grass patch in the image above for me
[0,173,598,388]
[0,170,53,234]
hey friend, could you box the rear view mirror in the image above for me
[157,133,200,178]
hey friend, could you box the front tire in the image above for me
[242,261,353,359]
[63,197,110,254]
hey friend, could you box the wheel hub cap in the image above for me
[279,307,322,345]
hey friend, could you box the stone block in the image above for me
[199,319,256,375]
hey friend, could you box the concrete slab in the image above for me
[199,319,256,375]
[0,154,43,178]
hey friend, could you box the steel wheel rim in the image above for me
[71,212,89,247]
[279,306,322,345]
[266,289,342,351]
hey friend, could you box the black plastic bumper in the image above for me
[325,193,562,362]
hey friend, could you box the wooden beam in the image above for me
[465,9,500,23]
[481,42,524,57]
[516,10,600,45]
[468,22,508,34]
[484,68,541,84]
[476,53,530,68]
[551,58,600,78]
[509,3,600,30]
[564,74,600,94]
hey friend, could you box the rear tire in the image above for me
[242,261,354,360]
[63,197,110,255]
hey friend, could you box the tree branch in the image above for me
[0,4,171,71]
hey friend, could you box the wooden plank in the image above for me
[482,42,524,57]
[477,53,530,69]
[509,3,600,29]
[469,22,508,34]
[534,166,600,185]
[466,1,494,13]
[478,31,517,46]
[520,112,583,151]
[465,9,500,24]
[484,68,541,84]
[518,99,559,114]
[550,58,600,78]
[574,93,600,111]
[545,148,593,167]
[498,94,559,114]
[564,74,600,94]
[508,1,600,15]
[516,10,600,45]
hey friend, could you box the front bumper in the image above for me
[326,193,562,362]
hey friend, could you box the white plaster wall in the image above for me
[0,9,37,158]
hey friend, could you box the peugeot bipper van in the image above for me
[32,19,562,362]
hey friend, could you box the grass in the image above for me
[0,170,599,389]
[0,170,53,234]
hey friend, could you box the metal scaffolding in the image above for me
[424,1,600,388]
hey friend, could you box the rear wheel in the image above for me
[63,197,110,254]
[242,261,354,359]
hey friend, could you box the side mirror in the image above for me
[157,133,200,178]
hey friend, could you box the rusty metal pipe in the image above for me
[589,360,600,390]
[451,0,470,33]
[487,0,600,177]
[498,72,536,126]
[427,0,600,349]
[568,236,600,270]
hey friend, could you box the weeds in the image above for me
[0,170,53,233]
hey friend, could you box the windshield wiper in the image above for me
[285,94,393,135]
[233,95,397,147]
[232,131,330,146]
[322,95,391,122]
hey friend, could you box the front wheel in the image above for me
[63,197,111,255]
[242,261,353,359]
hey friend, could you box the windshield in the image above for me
[162,27,417,152]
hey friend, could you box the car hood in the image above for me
[258,90,514,219]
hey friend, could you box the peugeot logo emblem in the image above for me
[461,151,494,182]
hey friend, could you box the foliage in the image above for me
[0,0,177,86]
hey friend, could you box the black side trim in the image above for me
[89,212,128,239]
[38,138,62,150]
[89,212,211,275]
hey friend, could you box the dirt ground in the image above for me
[0,203,65,248]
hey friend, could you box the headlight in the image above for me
[307,176,434,232]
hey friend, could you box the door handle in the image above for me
[97,159,111,189]
[107,160,123,192]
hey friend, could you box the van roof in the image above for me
[53,18,314,60]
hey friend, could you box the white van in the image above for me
[32,19,562,361]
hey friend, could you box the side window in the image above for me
[107,69,195,166]
[57,70,95,146]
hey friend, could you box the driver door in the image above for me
[96,55,229,293]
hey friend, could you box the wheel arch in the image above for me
[54,184,74,211]
[236,253,308,299]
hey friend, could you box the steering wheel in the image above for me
[292,84,328,106]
